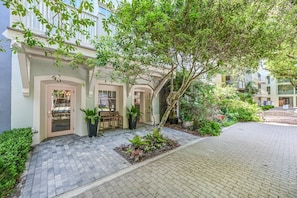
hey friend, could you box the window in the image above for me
[63,0,82,8]
[266,76,270,84]
[279,97,293,107]
[278,85,294,95]
[99,6,111,18]
[258,73,261,80]
[267,87,271,95]
[277,79,290,83]
[225,75,231,85]
[98,90,116,111]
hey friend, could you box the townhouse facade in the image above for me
[1,1,164,145]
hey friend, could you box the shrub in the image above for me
[197,119,221,136]
[221,99,261,122]
[128,135,148,149]
[0,128,33,197]
[125,129,178,162]
[220,120,238,127]
[261,105,274,111]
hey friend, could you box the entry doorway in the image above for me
[47,86,75,137]
[134,89,152,124]
[279,97,293,107]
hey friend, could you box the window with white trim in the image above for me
[98,90,116,112]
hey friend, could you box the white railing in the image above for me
[20,1,99,47]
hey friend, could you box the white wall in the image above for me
[11,53,33,128]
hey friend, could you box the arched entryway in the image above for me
[33,76,86,144]
[132,85,154,125]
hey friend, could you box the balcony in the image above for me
[254,90,269,97]
[9,1,114,49]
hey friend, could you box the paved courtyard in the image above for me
[20,125,199,198]
[58,122,297,198]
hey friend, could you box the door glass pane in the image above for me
[51,89,71,132]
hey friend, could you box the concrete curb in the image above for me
[55,138,206,198]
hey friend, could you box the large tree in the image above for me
[97,0,296,130]
[266,46,297,88]
[265,1,297,87]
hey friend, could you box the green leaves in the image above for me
[80,107,99,125]
[0,128,33,197]
[3,0,97,67]
[94,0,297,128]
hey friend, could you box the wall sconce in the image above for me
[52,74,61,82]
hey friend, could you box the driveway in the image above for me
[59,122,297,197]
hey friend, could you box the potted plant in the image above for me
[126,105,142,129]
[80,107,100,137]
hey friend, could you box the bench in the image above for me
[99,111,123,130]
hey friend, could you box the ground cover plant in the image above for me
[114,129,179,164]
[0,128,32,197]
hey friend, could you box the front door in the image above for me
[47,86,75,137]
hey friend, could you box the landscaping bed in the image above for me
[114,129,180,164]
[165,123,201,136]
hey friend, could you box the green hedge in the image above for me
[196,119,221,136]
[0,128,33,197]
[261,105,274,111]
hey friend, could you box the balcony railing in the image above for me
[15,1,101,48]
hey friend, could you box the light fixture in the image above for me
[52,74,61,82]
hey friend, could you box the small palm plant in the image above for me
[80,107,100,137]
[126,105,142,129]
[80,107,99,125]
[126,105,140,121]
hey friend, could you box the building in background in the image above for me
[213,64,297,108]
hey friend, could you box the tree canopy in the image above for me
[264,0,297,87]
[98,0,297,129]
[266,45,297,88]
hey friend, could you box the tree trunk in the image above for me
[158,98,178,130]
[157,74,197,132]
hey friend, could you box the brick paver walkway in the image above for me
[20,126,199,198]
[64,122,297,198]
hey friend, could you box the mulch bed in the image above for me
[165,123,202,137]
